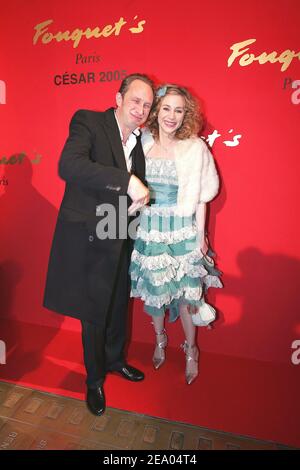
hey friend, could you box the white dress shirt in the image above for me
[114,111,140,172]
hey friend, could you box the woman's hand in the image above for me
[187,304,198,315]
[199,234,209,257]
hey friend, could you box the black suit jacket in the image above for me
[43,108,146,325]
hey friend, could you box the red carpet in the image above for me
[0,319,299,448]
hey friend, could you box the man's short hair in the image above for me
[118,73,155,97]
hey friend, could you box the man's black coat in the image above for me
[43,108,146,325]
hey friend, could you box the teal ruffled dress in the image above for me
[129,158,222,325]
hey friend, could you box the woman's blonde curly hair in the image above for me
[146,84,202,140]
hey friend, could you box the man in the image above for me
[43,74,154,415]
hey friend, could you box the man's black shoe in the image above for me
[112,364,144,382]
[86,386,106,416]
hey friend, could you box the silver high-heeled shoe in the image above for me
[181,340,199,385]
[153,329,167,370]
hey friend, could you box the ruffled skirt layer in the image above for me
[129,207,222,325]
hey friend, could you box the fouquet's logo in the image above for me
[0,80,6,104]
[228,39,300,72]
[33,16,146,49]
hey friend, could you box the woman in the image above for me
[129,84,222,384]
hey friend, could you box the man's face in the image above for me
[116,79,154,131]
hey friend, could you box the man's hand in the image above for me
[127,174,150,215]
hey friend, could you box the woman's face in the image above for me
[157,93,186,136]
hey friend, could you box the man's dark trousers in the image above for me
[81,239,129,388]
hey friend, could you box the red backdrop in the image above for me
[1,0,300,367]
